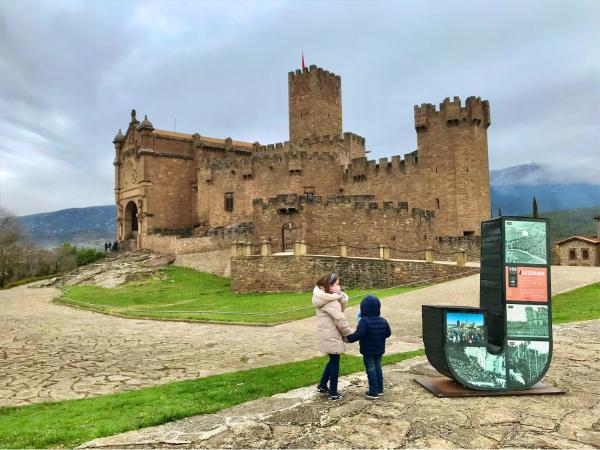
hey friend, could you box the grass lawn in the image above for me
[552,282,600,324]
[56,266,424,324]
[0,350,424,449]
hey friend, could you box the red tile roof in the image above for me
[555,235,600,246]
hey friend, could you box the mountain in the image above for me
[490,163,600,215]
[18,205,116,249]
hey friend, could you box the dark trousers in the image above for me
[363,354,383,395]
[319,354,340,394]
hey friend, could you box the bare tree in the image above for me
[0,208,24,287]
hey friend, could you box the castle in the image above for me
[113,64,491,258]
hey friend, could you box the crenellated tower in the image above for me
[414,96,491,236]
[288,65,342,142]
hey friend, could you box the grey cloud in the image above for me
[0,0,598,215]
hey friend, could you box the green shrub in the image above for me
[75,247,104,266]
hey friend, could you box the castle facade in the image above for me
[113,65,491,256]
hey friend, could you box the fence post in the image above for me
[456,248,466,266]
[379,245,390,260]
[260,240,272,256]
[294,241,302,256]
[425,247,433,263]
[339,242,347,258]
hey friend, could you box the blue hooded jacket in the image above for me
[347,295,392,355]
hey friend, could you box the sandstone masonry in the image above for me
[113,65,491,256]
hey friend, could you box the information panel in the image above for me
[423,217,552,391]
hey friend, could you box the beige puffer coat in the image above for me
[312,286,352,354]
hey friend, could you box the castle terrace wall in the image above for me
[143,225,252,255]
[433,236,481,262]
[230,254,478,293]
[174,250,231,277]
[252,194,434,257]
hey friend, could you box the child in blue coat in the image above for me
[346,295,392,398]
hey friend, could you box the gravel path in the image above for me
[1,265,598,407]
[80,320,600,449]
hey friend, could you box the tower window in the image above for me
[436,198,440,209]
[224,192,234,212]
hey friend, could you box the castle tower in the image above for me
[414,96,491,236]
[288,65,342,142]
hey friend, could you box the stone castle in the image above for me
[113,64,491,257]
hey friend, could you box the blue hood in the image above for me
[360,295,381,317]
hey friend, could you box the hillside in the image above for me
[18,205,116,249]
[541,207,600,243]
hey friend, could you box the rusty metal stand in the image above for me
[414,376,565,398]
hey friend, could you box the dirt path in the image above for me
[1,266,598,407]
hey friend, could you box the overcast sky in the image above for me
[1,0,598,215]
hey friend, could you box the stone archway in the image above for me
[282,222,298,252]
[124,201,138,240]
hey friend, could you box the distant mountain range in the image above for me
[490,163,600,215]
[16,163,600,248]
[18,205,116,249]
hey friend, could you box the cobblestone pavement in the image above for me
[1,266,598,407]
[81,320,600,449]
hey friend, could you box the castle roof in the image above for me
[153,129,255,149]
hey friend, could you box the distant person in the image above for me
[108,242,112,252]
[313,272,352,401]
[104,242,109,252]
[113,240,119,252]
[346,295,392,399]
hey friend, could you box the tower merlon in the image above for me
[414,96,491,130]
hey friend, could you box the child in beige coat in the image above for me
[312,272,352,400]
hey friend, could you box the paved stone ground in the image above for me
[81,320,600,449]
[0,266,598,407]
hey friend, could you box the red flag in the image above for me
[301,52,305,70]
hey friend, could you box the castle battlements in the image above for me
[115,64,490,252]
[288,65,341,85]
[252,193,433,220]
[253,131,365,153]
[344,150,420,181]
[414,96,491,131]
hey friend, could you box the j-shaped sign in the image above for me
[423,217,552,390]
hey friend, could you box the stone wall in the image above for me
[174,250,231,277]
[433,236,481,262]
[143,226,251,255]
[252,194,435,257]
[557,240,599,267]
[230,254,477,293]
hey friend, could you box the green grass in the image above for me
[56,266,423,324]
[552,282,600,324]
[0,350,424,449]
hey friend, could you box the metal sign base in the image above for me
[414,376,565,398]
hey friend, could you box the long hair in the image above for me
[316,272,338,293]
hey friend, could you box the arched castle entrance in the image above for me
[282,222,298,252]
[124,201,139,240]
